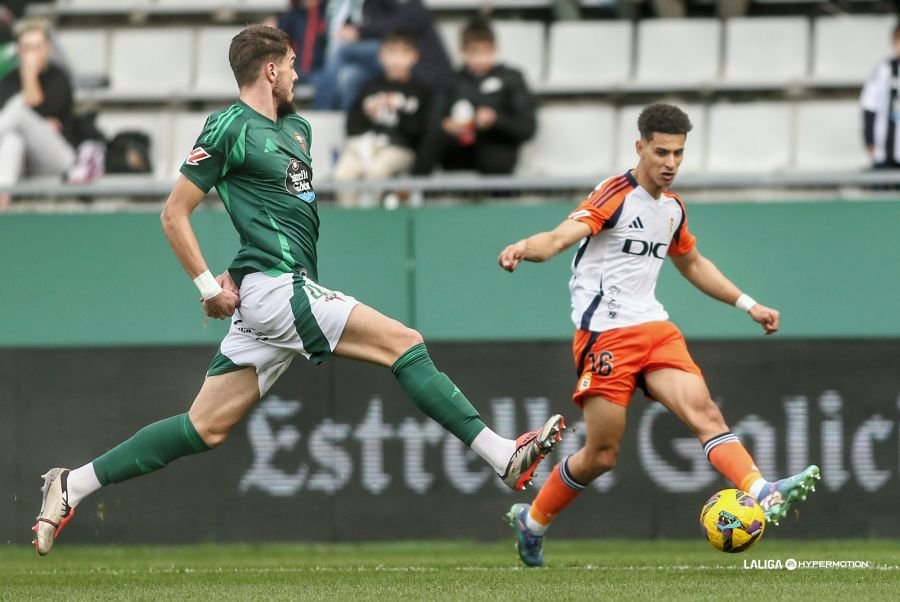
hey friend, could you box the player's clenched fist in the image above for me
[202,271,241,319]
[498,240,527,272]
[749,304,780,335]
[203,289,240,319]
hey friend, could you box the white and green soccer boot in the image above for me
[756,465,820,526]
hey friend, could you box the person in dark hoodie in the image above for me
[312,0,450,111]
[414,17,535,176]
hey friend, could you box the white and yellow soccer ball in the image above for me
[700,488,766,553]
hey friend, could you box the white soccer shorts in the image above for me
[207,271,359,394]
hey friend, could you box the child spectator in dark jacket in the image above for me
[333,32,430,207]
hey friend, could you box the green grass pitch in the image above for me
[1,540,897,600]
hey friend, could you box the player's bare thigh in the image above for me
[333,303,422,367]
[188,368,260,447]
[566,395,627,483]
[644,368,728,442]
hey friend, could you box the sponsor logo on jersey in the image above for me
[264,138,278,153]
[622,238,667,259]
[628,216,645,230]
[285,158,316,203]
[293,131,308,154]
[185,147,211,166]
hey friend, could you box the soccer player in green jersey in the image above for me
[32,25,565,555]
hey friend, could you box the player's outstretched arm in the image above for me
[161,175,239,319]
[670,247,780,335]
[498,219,591,272]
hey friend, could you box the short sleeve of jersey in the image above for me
[668,195,697,256]
[179,115,231,193]
[567,181,631,235]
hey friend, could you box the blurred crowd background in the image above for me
[0,0,897,210]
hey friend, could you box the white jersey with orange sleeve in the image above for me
[567,170,697,333]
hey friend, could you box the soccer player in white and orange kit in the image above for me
[498,103,820,567]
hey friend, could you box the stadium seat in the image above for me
[812,15,897,85]
[614,104,707,175]
[56,0,144,9]
[169,112,212,178]
[238,0,290,8]
[518,104,615,177]
[634,19,721,89]
[301,111,346,179]
[194,27,243,95]
[436,20,464,68]
[109,28,194,97]
[493,21,546,86]
[723,17,810,86]
[794,101,869,171]
[706,102,793,174]
[96,111,174,180]
[544,21,632,91]
[155,0,236,7]
[55,28,108,87]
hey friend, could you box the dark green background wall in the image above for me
[1,200,897,347]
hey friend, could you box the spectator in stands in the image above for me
[861,22,900,170]
[0,18,74,209]
[313,0,450,111]
[275,0,328,84]
[414,18,535,176]
[333,32,430,208]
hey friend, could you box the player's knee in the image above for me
[584,446,619,478]
[692,399,727,434]
[396,326,424,353]
[191,419,230,448]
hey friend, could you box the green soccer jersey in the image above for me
[180,100,319,285]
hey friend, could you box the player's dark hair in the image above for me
[229,25,292,87]
[461,17,495,47]
[638,103,693,141]
[383,31,419,50]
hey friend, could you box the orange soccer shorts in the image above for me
[571,320,702,407]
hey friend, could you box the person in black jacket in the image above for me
[0,17,75,208]
[333,32,430,207]
[312,0,450,111]
[414,18,536,176]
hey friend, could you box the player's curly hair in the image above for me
[638,103,693,141]
[229,25,292,88]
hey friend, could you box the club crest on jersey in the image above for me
[293,131,308,154]
[578,370,592,391]
[285,158,316,203]
[185,147,211,166]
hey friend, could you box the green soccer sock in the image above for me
[391,343,486,446]
[92,413,211,486]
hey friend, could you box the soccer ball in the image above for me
[699,488,766,553]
